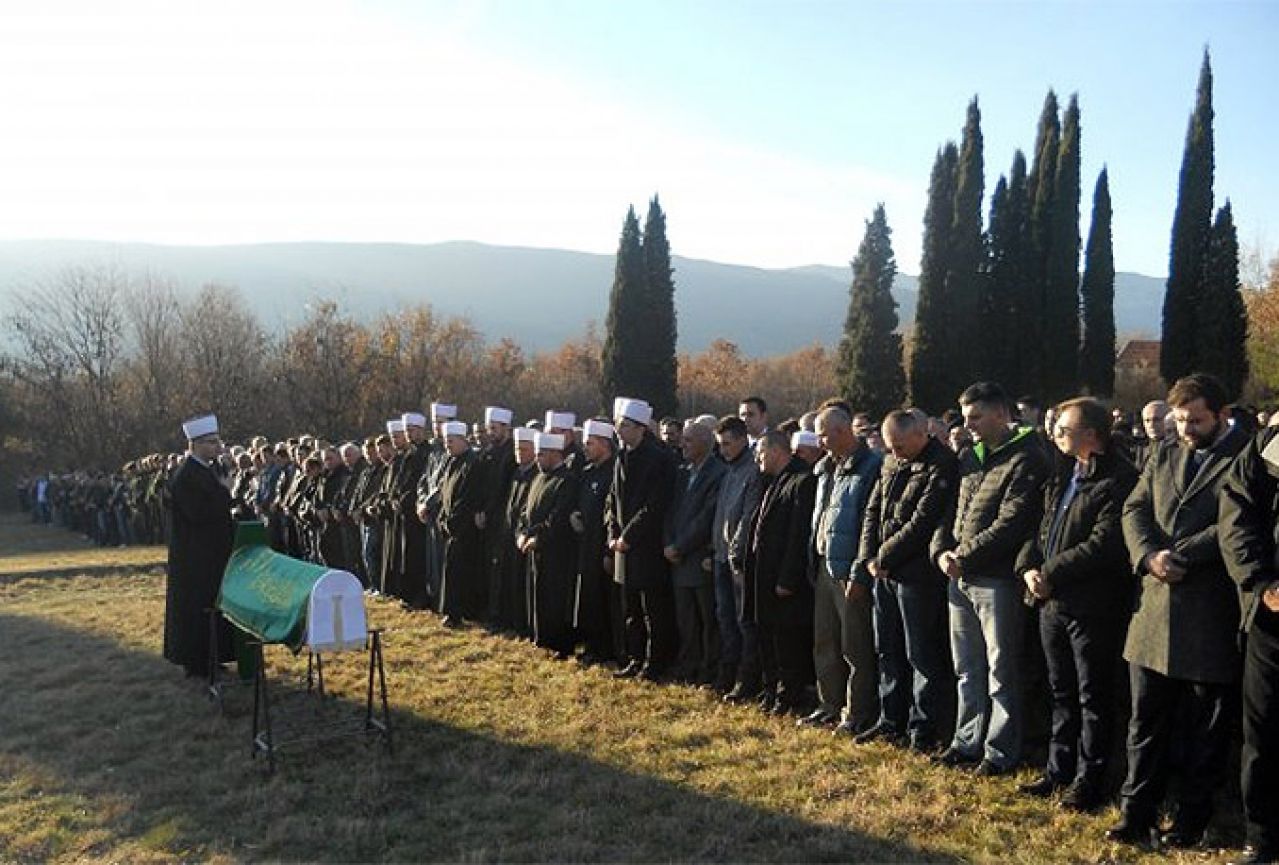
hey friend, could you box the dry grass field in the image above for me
[0,511,1245,863]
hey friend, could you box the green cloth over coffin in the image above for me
[217,522,367,653]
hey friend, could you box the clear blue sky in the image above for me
[0,0,1274,278]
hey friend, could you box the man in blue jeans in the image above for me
[932,381,1048,776]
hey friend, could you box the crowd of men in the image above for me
[21,375,1279,862]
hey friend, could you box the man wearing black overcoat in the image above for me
[437,421,485,625]
[164,414,235,678]
[519,432,580,654]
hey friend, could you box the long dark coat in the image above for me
[163,455,235,672]
[437,448,484,618]
[502,462,538,632]
[521,462,580,647]
[606,433,676,591]
[744,457,817,627]
[664,455,727,588]
[1121,425,1248,682]
[574,455,615,629]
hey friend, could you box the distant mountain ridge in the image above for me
[0,239,1165,355]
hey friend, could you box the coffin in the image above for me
[217,522,367,652]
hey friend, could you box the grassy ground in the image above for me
[0,511,1244,863]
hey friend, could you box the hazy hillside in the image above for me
[0,239,1165,355]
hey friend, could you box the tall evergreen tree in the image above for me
[909,142,959,412]
[1025,90,1061,398]
[1161,50,1215,384]
[1198,200,1248,398]
[837,204,905,418]
[1042,94,1082,401]
[948,97,986,390]
[641,195,679,416]
[1079,168,1116,396]
[984,151,1031,392]
[600,207,647,408]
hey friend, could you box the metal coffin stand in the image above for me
[248,628,392,774]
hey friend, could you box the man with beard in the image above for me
[608,397,678,682]
[545,410,586,477]
[437,420,484,627]
[1110,373,1249,848]
[164,414,234,678]
[502,427,539,635]
[573,419,619,664]
[745,430,818,715]
[518,432,580,655]
[480,406,517,626]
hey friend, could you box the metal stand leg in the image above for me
[207,608,223,711]
[364,629,392,753]
[251,642,275,773]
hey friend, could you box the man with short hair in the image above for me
[856,408,958,752]
[664,420,727,685]
[713,415,761,696]
[1220,420,1279,865]
[745,430,818,715]
[1016,397,1138,812]
[1133,400,1173,469]
[932,381,1048,776]
[608,397,678,681]
[739,397,770,449]
[1110,373,1249,848]
[803,407,882,733]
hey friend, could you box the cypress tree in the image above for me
[1042,94,1082,401]
[600,207,647,408]
[641,195,679,416]
[909,142,959,413]
[1198,201,1248,398]
[1161,50,1215,384]
[1079,168,1116,397]
[1025,90,1061,399]
[984,151,1031,393]
[948,96,986,390]
[837,204,905,418]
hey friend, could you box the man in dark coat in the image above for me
[573,419,619,664]
[503,428,539,635]
[315,446,352,570]
[607,398,678,681]
[163,414,235,678]
[664,420,727,685]
[857,408,958,752]
[436,421,485,625]
[1015,397,1138,812]
[1111,373,1249,848]
[379,421,410,599]
[519,432,580,654]
[1220,423,1279,865]
[479,407,518,625]
[744,430,818,715]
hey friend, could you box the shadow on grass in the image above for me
[0,561,166,584]
[0,610,959,863]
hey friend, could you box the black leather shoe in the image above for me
[972,759,1012,777]
[1104,818,1154,846]
[854,723,906,746]
[639,665,670,684]
[613,661,642,679]
[1059,780,1104,813]
[933,747,980,767]
[1018,775,1063,798]
[1160,824,1207,850]
[723,684,760,704]
[1231,845,1279,865]
[797,708,839,728]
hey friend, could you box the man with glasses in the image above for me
[164,414,235,679]
[1016,397,1138,812]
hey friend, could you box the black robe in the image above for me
[574,456,616,647]
[520,462,579,650]
[501,463,537,633]
[437,448,484,618]
[163,455,235,673]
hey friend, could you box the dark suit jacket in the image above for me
[664,455,726,588]
[1220,426,1279,633]
[1017,448,1138,618]
[606,433,677,591]
[1122,424,1248,682]
[745,457,817,627]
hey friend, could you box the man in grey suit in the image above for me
[665,420,727,685]
[1110,373,1249,849]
